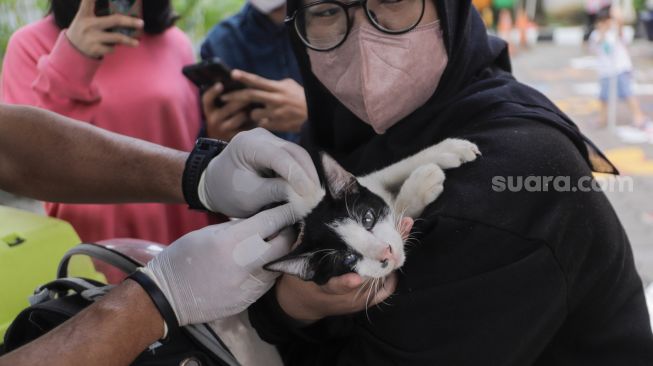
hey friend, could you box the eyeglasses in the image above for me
[285,0,426,51]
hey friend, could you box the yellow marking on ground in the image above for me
[554,97,601,117]
[600,147,653,176]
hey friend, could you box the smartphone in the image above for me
[182,58,263,109]
[95,0,143,36]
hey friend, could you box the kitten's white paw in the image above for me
[397,163,445,218]
[432,139,481,169]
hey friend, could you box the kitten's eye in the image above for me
[343,253,358,267]
[362,209,376,231]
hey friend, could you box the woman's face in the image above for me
[305,0,448,134]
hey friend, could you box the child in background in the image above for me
[494,0,515,46]
[590,6,649,131]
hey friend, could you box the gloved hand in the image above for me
[141,203,297,326]
[198,128,319,217]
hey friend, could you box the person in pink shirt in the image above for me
[0,0,212,244]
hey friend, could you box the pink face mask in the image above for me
[308,21,449,134]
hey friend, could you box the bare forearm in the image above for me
[0,104,187,203]
[0,281,163,366]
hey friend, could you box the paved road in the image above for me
[512,42,653,285]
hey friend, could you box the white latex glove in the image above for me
[142,203,297,326]
[198,128,319,217]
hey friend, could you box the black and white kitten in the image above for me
[210,138,480,366]
[265,138,481,284]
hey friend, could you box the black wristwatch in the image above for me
[127,270,179,340]
[182,138,228,211]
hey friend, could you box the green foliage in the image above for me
[0,0,49,62]
[173,0,244,45]
[0,0,244,65]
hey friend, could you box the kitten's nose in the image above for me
[378,245,394,268]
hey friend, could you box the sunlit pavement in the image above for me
[512,41,653,285]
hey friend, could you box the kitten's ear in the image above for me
[264,251,316,281]
[321,153,357,199]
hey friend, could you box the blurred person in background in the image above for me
[0,0,212,245]
[590,6,650,131]
[199,0,307,142]
[586,0,613,40]
[492,0,515,28]
[493,0,515,51]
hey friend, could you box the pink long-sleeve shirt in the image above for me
[1,16,211,244]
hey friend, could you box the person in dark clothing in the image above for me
[200,0,306,142]
[248,0,653,364]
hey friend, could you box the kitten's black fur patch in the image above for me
[264,153,390,285]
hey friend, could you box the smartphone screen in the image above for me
[109,0,142,17]
[95,0,143,36]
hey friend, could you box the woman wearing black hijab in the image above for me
[249,0,653,364]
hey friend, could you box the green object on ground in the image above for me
[0,206,105,343]
[493,0,515,10]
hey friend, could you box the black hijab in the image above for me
[287,0,617,175]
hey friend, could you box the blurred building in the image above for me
[546,0,584,10]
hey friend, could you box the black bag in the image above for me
[3,243,241,366]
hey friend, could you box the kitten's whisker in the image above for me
[361,279,375,312]
[311,249,338,255]
[364,278,378,322]
[375,276,398,309]
[317,250,339,265]
[391,206,408,229]
[354,277,373,301]
[404,236,420,246]
[412,217,426,224]
[371,279,378,308]
[407,231,423,239]
[354,286,366,301]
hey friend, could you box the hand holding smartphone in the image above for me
[183,60,307,139]
[95,0,143,36]
[183,58,265,109]
[184,59,264,140]
[66,0,143,59]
